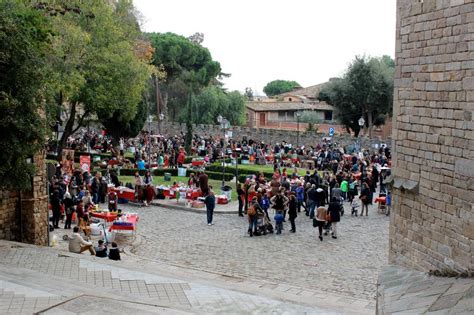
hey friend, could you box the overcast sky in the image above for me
[134,0,396,96]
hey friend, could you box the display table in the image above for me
[109,215,139,232]
[111,186,135,202]
[90,211,118,223]
[161,187,176,199]
[186,189,202,200]
[191,159,205,167]
[216,195,228,204]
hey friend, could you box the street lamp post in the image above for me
[296,111,301,148]
[358,117,365,152]
[147,115,153,170]
[217,115,229,189]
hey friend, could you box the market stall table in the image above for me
[186,189,202,200]
[90,211,118,223]
[111,186,135,202]
[191,159,205,167]
[160,187,176,199]
[109,215,139,233]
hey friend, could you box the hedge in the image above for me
[92,167,234,181]
[206,164,274,179]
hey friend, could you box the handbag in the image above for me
[325,212,331,222]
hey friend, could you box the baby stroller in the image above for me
[256,213,274,235]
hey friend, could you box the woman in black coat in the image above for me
[359,182,371,216]
[288,193,298,233]
[327,197,341,239]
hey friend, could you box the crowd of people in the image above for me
[49,163,124,259]
[235,144,392,239]
[51,128,392,252]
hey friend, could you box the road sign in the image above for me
[329,127,335,136]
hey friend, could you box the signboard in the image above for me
[329,127,335,136]
[80,155,91,173]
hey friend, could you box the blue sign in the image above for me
[329,127,335,136]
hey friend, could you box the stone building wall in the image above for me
[156,121,388,149]
[0,152,49,246]
[390,0,474,272]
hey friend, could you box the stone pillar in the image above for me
[391,0,473,272]
[0,151,48,245]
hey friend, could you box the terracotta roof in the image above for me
[277,82,327,98]
[246,101,333,112]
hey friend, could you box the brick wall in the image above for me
[0,151,49,246]
[390,0,474,272]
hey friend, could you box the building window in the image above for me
[278,111,286,120]
[288,97,292,102]
[324,111,333,121]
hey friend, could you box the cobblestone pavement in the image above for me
[0,241,352,314]
[129,202,390,302]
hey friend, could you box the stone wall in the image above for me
[0,152,49,246]
[390,0,474,272]
[154,121,388,149]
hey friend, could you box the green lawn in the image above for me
[231,163,309,176]
[119,175,238,200]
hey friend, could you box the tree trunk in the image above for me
[184,92,193,153]
[154,74,161,115]
[154,74,168,120]
[57,102,77,159]
[367,111,373,138]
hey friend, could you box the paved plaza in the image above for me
[0,202,387,314]
[130,202,389,302]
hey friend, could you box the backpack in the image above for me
[247,205,256,216]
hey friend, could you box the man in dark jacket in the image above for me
[328,197,342,239]
[205,186,216,226]
[306,185,317,218]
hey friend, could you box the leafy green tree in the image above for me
[0,1,52,189]
[147,32,221,120]
[178,86,246,126]
[101,99,148,144]
[225,91,246,125]
[319,56,394,137]
[244,87,254,101]
[263,80,301,96]
[44,0,152,156]
[298,111,324,132]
